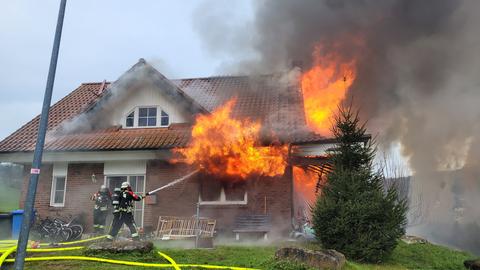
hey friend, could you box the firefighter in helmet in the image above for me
[107,181,147,241]
[91,185,111,234]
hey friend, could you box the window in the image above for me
[126,111,134,127]
[199,176,247,205]
[124,107,171,128]
[138,107,157,127]
[50,176,67,207]
[160,110,169,126]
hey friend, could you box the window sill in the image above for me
[199,201,248,206]
[49,204,65,208]
[123,125,170,129]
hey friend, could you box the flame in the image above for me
[293,166,321,221]
[175,99,287,179]
[301,44,357,135]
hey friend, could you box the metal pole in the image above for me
[14,1,67,269]
[195,202,200,248]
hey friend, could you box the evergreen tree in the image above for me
[312,105,407,262]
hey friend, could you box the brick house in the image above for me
[0,59,332,236]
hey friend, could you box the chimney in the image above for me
[97,79,107,96]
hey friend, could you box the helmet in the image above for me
[121,182,130,189]
[100,185,108,193]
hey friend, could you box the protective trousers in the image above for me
[93,208,108,233]
[107,211,139,239]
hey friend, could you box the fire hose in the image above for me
[146,169,200,195]
[0,235,259,270]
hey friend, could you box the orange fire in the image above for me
[175,99,288,179]
[301,44,357,135]
[293,166,319,205]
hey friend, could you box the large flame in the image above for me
[293,166,321,221]
[301,44,357,135]
[175,99,287,179]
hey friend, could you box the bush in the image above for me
[312,105,407,262]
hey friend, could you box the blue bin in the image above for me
[11,209,24,239]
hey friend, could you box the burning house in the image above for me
[0,59,345,237]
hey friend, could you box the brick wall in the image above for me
[20,161,293,236]
[21,163,104,232]
[144,161,293,236]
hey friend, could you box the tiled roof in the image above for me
[0,63,324,153]
[44,124,191,151]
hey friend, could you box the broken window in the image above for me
[199,175,247,204]
[126,111,134,127]
[161,110,169,126]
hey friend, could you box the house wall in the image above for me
[143,161,293,237]
[20,160,293,237]
[21,163,104,232]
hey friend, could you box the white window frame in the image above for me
[123,106,170,129]
[50,163,68,207]
[199,187,248,205]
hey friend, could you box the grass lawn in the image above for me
[0,185,20,212]
[4,240,475,270]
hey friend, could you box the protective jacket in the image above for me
[93,191,111,211]
[118,189,142,213]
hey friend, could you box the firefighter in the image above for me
[106,181,147,241]
[91,185,111,234]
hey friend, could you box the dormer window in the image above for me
[138,107,157,127]
[161,110,169,126]
[124,106,169,128]
[126,111,135,127]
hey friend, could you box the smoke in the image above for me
[194,0,480,253]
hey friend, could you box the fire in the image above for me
[175,99,288,179]
[301,44,357,135]
[293,166,321,220]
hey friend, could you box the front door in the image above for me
[106,175,145,227]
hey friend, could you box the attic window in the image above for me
[161,110,169,126]
[139,107,157,127]
[124,106,170,128]
[126,111,134,127]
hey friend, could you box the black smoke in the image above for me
[194,0,480,254]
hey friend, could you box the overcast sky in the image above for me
[0,0,253,140]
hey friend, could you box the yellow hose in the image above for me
[4,256,260,270]
[0,236,260,270]
[158,251,181,270]
[0,245,16,267]
[38,234,107,246]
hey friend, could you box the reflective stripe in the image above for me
[112,200,119,204]
[98,225,105,229]
[100,207,108,211]
[106,235,114,239]
[131,233,139,237]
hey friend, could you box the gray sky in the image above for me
[0,0,253,140]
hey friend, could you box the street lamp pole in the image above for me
[14,1,67,269]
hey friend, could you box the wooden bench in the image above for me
[232,215,271,240]
[155,216,216,240]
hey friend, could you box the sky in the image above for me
[0,0,253,140]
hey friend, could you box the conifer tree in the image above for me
[312,105,407,262]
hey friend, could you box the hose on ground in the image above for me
[0,236,260,270]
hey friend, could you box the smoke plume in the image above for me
[194,0,480,253]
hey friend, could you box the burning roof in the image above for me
[0,60,325,153]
